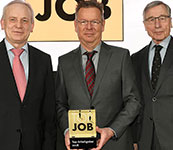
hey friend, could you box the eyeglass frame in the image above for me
[76,19,103,26]
[144,15,171,24]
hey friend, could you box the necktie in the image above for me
[11,49,26,101]
[151,45,163,90]
[85,51,96,97]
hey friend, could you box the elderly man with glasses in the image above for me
[132,1,173,150]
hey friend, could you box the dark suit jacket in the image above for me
[131,37,173,150]
[0,40,56,150]
[56,42,141,150]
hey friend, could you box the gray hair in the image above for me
[1,0,34,23]
[143,1,171,20]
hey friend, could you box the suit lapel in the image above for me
[0,40,20,100]
[155,38,173,93]
[73,47,91,99]
[22,44,34,103]
[92,42,112,99]
[142,44,153,93]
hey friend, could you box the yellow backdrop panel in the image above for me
[26,0,123,41]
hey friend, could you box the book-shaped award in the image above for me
[68,109,96,149]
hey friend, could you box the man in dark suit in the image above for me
[0,0,56,150]
[56,1,141,150]
[132,1,173,150]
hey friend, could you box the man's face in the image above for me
[74,7,105,50]
[143,4,172,44]
[1,3,34,47]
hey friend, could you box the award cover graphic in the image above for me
[68,109,96,149]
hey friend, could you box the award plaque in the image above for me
[68,109,96,149]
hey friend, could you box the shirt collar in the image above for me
[5,38,28,53]
[150,35,171,50]
[81,42,102,55]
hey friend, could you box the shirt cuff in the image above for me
[64,128,69,136]
[108,127,117,140]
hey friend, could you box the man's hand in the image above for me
[65,130,70,150]
[64,131,83,150]
[133,143,138,150]
[91,126,114,150]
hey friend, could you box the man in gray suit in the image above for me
[132,1,173,150]
[56,0,141,150]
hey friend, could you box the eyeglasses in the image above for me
[144,15,170,24]
[76,20,102,26]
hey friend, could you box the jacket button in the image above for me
[90,106,95,109]
[21,104,26,109]
[149,117,153,120]
[152,97,157,102]
[16,129,21,132]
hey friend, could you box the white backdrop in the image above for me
[0,0,173,70]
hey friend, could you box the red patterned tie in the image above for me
[11,49,26,101]
[85,51,96,97]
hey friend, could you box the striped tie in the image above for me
[85,51,96,97]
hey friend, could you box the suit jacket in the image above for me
[56,42,141,150]
[0,40,56,150]
[131,37,173,150]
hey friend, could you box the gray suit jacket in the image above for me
[131,37,173,150]
[56,42,141,150]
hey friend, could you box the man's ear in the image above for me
[30,22,34,32]
[74,19,78,33]
[1,19,5,30]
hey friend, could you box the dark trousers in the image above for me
[19,131,23,150]
[19,144,23,150]
[151,125,161,150]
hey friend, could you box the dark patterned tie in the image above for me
[85,51,96,97]
[151,45,163,90]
